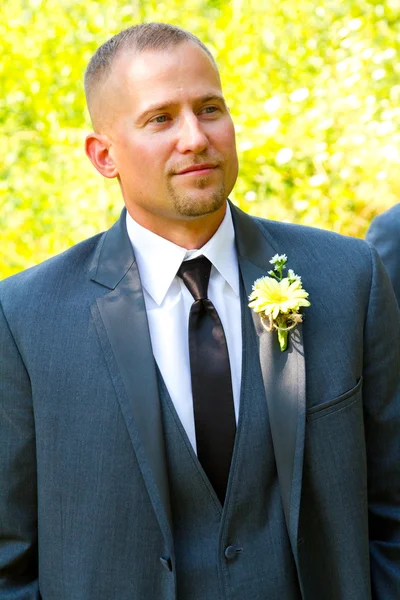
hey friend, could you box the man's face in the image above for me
[104,41,238,230]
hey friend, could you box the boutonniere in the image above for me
[248,254,310,352]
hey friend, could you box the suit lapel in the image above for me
[231,203,306,563]
[89,210,173,547]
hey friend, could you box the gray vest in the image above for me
[158,282,301,600]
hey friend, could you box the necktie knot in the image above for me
[177,255,212,301]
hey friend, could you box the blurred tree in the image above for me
[1,0,400,277]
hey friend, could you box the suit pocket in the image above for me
[306,377,363,422]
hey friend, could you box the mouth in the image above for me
[175,163,218,176]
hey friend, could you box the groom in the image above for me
[1,23,399,600]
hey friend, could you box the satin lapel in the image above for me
[90,210,173,546]
[231,203,306,561]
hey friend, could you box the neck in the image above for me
[126,204,227,250]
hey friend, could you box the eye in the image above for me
[201,105,219,115]
[149,114,170,124]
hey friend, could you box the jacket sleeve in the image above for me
[363,245,400,598]
[0,299,40,599]
[366,209,400,306]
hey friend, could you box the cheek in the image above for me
[213,121,237,154]
[219,125,239,182]
[220,132,238,174]
[132,139,172,170]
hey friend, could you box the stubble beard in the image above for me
[167,176,227,218]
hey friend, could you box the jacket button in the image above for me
[224,545,243,560]
[160,556,172,572]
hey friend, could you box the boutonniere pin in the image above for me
[248,254,310,352]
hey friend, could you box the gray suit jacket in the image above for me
[366,203,400,305]
[1,204,399,599]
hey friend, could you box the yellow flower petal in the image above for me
[248,275,310,319]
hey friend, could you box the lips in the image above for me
[176,163,217,175]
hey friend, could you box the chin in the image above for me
[174,193,226,219]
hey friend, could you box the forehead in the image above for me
[111,42,222,105]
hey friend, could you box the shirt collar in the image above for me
[125,203,239,306]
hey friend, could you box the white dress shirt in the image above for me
[126,203,242,452]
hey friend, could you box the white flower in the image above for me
[288,269,302,284]
[269,253,287,265]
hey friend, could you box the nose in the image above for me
[176,113,208,154]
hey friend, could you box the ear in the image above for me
[85,133,118,179]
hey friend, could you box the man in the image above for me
[366,203,400,305]
[0,23,399,600]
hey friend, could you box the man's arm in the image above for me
[366,206,400,306]
[363,245,400,598]
[0,298,40,599]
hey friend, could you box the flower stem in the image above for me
[278,329,288,352]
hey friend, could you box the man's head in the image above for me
[84,23,218,130]
[84,23,238,244]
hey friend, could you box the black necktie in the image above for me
[177,255,236,504]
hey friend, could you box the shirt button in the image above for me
[224,545,243,560]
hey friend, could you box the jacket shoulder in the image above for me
[0,232,105,306]
[253,216,372,263]
[367,202,400,235]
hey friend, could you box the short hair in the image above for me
[84,22,217,122]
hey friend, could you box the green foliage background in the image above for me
[1,0,400,278]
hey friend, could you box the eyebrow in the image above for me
[136,94,227,122]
